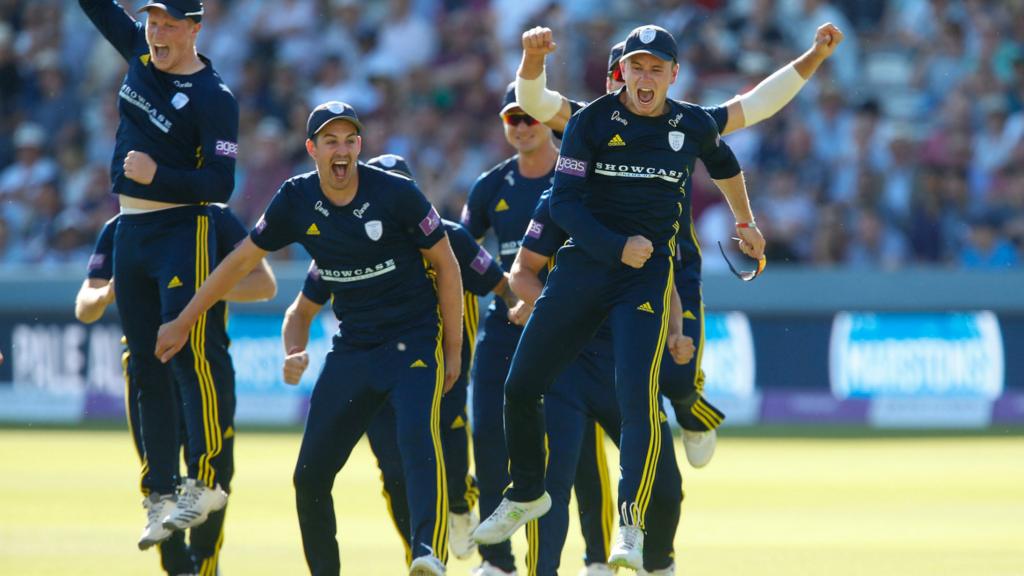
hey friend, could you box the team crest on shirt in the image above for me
[668,131,685,151]
[365,220,383,241]
[171,92,189,109]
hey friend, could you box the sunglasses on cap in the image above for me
[608,66,624,83]
[717,240,767,282]
[502,113,540,127]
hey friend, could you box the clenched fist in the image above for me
[123,150,157,185]
[522,26,558,57]
[811,22,844,59]
[667,333,695,365]
[621,235,653,269]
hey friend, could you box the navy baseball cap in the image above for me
[307,101,363,139]
[138,0,204,22]
[621,25,677,63]
[499,81,520,116]
[366,154,415,180]
[607,41,626,73]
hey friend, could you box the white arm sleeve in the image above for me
[737,64,806,126]
[515,70,565,123]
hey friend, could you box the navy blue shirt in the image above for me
[462,155,552,330]
[87,204,248,280]
[80,1,239,204]
[551,89,739,267]
[252,165,446,345]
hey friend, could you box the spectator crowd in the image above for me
[1,0,1022,269]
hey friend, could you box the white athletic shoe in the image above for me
[472,492,551,545]
[682,429,717,468]
[608,525,644,570]
[138,493,175,550]
[162,478,228,531]
[471,561,518,576]
[448,510,479,559]
[409,554,446,575]
[639,563,675,575]
[579,563,617,575]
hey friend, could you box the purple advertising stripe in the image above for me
[759,390,871,424]
[83,391,126,420]
[991,392,1024,424]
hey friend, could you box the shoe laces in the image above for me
[619,526,641,548]
[175,480,202,509]
[492,498,523,522]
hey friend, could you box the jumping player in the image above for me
[515,22,844,466]
[155,102,461,576]
[79,0,242,544]
[476,25,765,570]
[75,205,275,575]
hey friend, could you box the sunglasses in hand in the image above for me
[717,239,767,282]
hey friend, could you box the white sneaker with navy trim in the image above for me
[472,492,551,545]
[138,493,175,550]
[162,478,227,531]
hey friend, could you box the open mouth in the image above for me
[331,159,350,180]
[638,89,655,104]
[153,45,170,59]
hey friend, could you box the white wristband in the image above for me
[515,70,564,123]
[737,63,806,126]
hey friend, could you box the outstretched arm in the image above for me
[721,22,845,136]
[155,238,268,362]
[516,26,574,133]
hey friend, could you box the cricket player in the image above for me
[79,0,242,543]
[75,206,274,574]
[155,102,461,576]
[476,25,765,571]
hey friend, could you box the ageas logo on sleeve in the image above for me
[215,140,238,158]
[556,155,588,178]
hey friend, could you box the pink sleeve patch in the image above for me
[526,220,544,239]
[470,247,493,274]
[419,206,441,236]
[215,140,238,158]
[87,254,105,271]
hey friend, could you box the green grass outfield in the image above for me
[0,428,1021,575]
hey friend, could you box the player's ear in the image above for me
[305,138,316,159]
[670,62,679,83]
[190,21,202,40]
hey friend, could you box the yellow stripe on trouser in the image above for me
[380,474,413,566]
[526,518,540,576]
[634,258,673,527]
[199,527,225,576]
[693,301,705,394]
[594,423,613,556]
[191,215,222,487]
[431,321,449,561]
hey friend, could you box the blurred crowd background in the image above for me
[1,0,1023,270]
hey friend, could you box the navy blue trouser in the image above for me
[524,341,682,575]
[659,295,726,431]
[505,247,674,532]
[364,361,476,566]
[473,313,612,572]
[293,322,448,575]
[115,206,236,495]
